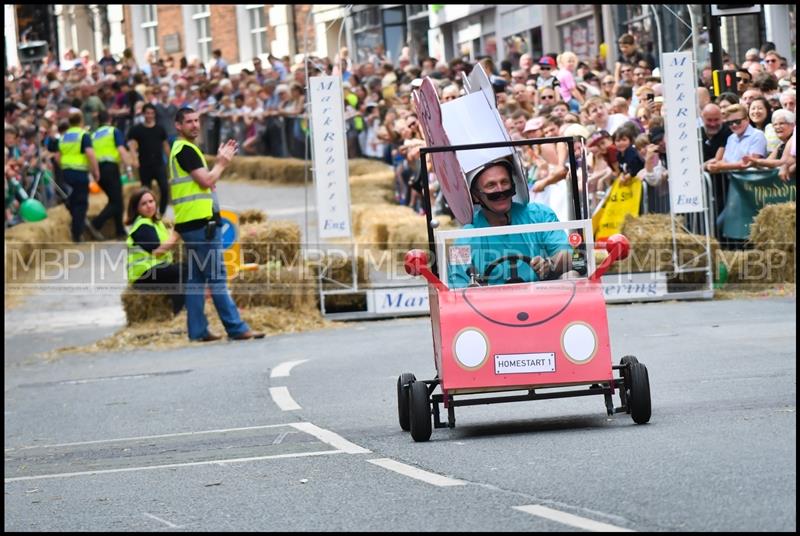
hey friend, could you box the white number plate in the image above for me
[494,353,556,374]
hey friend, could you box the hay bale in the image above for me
[352,205,423,248]
[239,220,301,266]
[311,253,369,288]
[610,214,719,285]
[207,155,308,184]
[230,264,317,311]
[749,202,796,250]
[121,287,174,325]
[348,158,393,176]
[238,209,269,225]
[748,202,795,283]
[350,170,395,205]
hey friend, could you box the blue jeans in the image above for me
[180,225,250,340]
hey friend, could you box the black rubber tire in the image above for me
[628,362,652,424]
[619,355,639,414]
[409,380,432,442]
[397,373,416,431]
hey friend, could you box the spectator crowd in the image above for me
[5,37,796,249]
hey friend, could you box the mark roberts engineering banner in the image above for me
[661,51,704,214]
[309,76,352,239]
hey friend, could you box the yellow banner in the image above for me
[592,176,642,241]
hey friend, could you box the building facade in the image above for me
[5,4,796,75]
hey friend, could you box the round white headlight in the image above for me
[453,328,488,369]
[562,322,597,363]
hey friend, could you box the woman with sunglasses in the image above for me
[705,104,767,174]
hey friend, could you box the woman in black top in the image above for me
[126,187,186,314]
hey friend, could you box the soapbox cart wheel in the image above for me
[397,373,416,431]
[409,380,433,442]
[620,356,651,424]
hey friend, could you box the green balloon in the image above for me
[20,199,48,222]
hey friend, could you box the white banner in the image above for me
[368,287,430,314]
[662,52,704,214]
[309,76,352,238]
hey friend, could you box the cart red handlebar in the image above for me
[404,249,447,292]
[589,234,630,282]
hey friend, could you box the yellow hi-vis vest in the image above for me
[92,125,121,163]
[60,127,90,171]
[126,216,173,282]
[168,139,213,224]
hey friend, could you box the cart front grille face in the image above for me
[561,322,598,364]
[453,328,489,370]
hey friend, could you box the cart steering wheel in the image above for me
[482,254,534,285]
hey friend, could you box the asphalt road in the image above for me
[4,296,796,532]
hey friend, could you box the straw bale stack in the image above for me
[348,158,394,176]
[239,220,302,266]
[121,287,175,325]
[206,155,392,186]
[748,202,795,283]
[351,204,424,248]
[349,170,395,205]
[206,155,308,184]
[238,209,269,225]
[609,213,719,286]
[312,252,370,287]
[230,264,317,311]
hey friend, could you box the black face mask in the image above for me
[479,187,515,201]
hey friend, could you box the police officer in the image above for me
[55,109,100,243]
[88,109,133,239]
[169,106,264,342]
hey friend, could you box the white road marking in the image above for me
[290,422,371,454]
[5,424,289,452]
[270,359,309,378]
[143,512,182,529]
[367,458,466,487]
[269,386,302,411]
[513,505,634,532]
[4,450,344,483]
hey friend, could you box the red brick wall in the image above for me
[210,5,239,63]
[293,5,315,56]
[156,5,184,62]
[123,6,132,53]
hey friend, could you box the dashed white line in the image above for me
[290,422,371,454]
[271,359,309,378]
[143,512,182,529]
[269,386,302,411]
[513,505,634,532]
[367,458,465,487]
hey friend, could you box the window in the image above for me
[382,7,407,62]
[246,5,268,57]
[192,5,212,64]
[558,17,596,60]
[141,5,159,58]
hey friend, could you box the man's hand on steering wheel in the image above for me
[530,255,556,280]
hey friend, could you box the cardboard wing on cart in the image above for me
[412,64,528,225]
